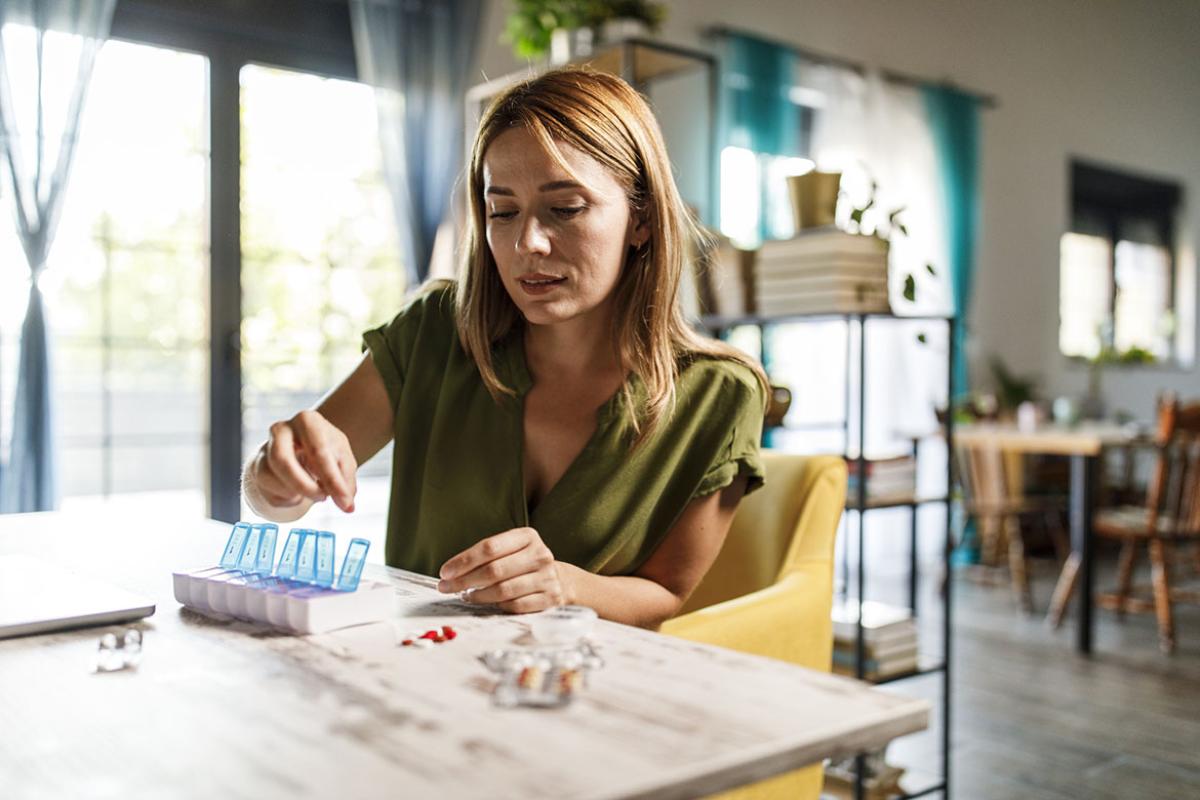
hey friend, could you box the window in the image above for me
[1059,160,1181,362]
[719,101,815,248]
[0,39,209,511]
[0,41,403,527]
[239,64,404,531]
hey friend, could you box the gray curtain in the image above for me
[0,0,115,512]
[349,0,483,288]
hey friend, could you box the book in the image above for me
[831,599,916,643]
[757,270,888,287]
[825,750,905,799]
[757,279,889,301]
[755,254,888,276]
[832,648,920,678]
[756,293,892,316]
[844,455,916,474]
[834,636,919,660]
[759,228,889,259]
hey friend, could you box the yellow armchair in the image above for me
[661,452,847,800]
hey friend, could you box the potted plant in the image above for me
[505,0,666,61]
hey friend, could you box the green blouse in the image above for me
[362,285,765,578]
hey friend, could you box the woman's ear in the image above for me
[628,216,650,249]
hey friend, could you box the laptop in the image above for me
[0,554,156,639]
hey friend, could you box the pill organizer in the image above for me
[173,522,393,634]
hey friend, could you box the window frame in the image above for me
[1064,159,1182,365]
[110,0,359,520]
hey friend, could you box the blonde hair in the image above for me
[455,67,766,443]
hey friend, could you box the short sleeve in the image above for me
[693,366,766,499]
[361,281,454,413]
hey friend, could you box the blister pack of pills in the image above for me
[172,522,392,634]
[478,640,604,708]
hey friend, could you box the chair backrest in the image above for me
[955,440,1025,510]
[677,452,847,615]
[1142,398,1200,534]
[1147,395,1200,534]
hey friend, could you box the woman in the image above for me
[242,68,766,630]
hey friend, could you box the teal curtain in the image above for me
[717,32,799,244]
[720,32,797,156]
[922,85,980,401]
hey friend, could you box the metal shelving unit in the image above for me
[704,311,955,800]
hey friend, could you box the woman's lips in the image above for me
[517,273,567,296]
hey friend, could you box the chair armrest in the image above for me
[661,569,834,673]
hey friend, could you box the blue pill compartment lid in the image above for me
[314,531,336,587]
[275,529,305,579]
[219,522,252,569]
[254,524,279,574]
[237,524,264,572]
[335,538,370,592]
[294,530,318,583]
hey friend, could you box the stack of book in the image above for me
[831,599,919,681]
[824,747,906,799]
[753,227,890,316]
[845,455,918,505]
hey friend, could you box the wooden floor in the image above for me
[867,548,1200,800]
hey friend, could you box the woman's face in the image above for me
[482,126,646,328]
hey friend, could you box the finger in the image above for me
[301,442,355,512]
[440,545,550,595]
[461,570,546,605]
[265,424,324,499]
[498,592,557,615]
[252,451,306,507]
[294,415,356,511]
[438,528,538,582]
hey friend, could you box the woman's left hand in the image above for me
[436,527,570,613]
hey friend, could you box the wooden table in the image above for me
[957,422,1142,654]
[0,511,928,800]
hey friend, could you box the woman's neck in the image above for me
[523,304,623,382]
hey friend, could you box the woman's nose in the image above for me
[516,216,551,256]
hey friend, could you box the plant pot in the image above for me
[599,17,650,45]
[787,170,841,230]
[550,26,594,64]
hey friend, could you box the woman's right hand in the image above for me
[247,410,358,514]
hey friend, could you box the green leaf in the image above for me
[917,332,928,344]
[850,208,864,225]
[896,223,909,236]
[903,274,916,302]
[926,262,936,276]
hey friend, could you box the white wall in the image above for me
[475,0,1200,422]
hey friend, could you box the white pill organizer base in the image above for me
[172,567,393,634]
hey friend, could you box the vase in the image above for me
[786,170,841,230]
[550,27,594,64]
[599,17,650,45]
[1081,364,1105,420]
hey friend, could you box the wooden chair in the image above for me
[955,441,1068,613]
[1048,395,1200,653]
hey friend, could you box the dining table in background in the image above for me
[956,421,1144,654]
[0,511,928,800]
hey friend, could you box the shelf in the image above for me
[894,781,948,800]
[466,38,712,109]
[834,654,945,686]
[584,38,713,84]
[871,661,946,686]
[702,311,954,330]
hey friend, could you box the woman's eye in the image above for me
[552,206,586,219]
[488,209,518,220]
